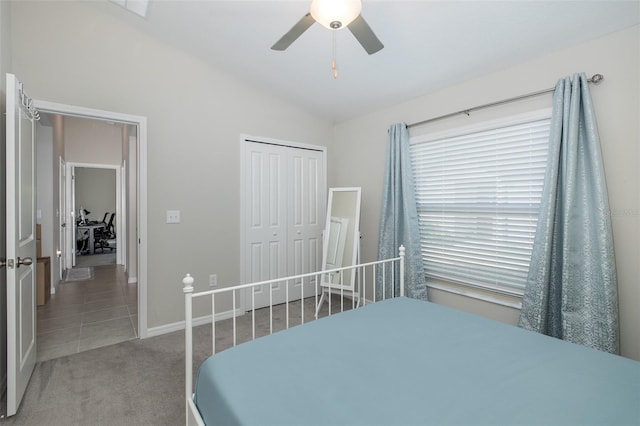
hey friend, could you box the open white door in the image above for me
[70,164,77,267]
[59,157,67,279]
[5,73,37,416]
[120,161,127,269]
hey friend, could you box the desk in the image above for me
[77,223,105,255]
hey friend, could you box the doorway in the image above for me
[4,76,148,417]
[35,116,136,361]
[68,164,121,269]
[33,99,148,349]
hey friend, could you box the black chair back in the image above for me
[106,213,116,238]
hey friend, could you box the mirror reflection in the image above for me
[317,187,361,314]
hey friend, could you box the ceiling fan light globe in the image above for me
[310,0,362,30]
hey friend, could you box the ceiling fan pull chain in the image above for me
[331,30,338,79]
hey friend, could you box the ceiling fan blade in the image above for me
[347,15,384,55]
[271,13,316,51]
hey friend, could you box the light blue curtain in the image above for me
[377,123,427,300]
[518,73,619,354]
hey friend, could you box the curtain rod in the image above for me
[407,73,604,129]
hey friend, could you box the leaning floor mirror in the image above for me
[315,187,362,316]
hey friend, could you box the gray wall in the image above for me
[332,25,640,361]
[36,124,54,262]
[41,114,67,289]
[64,115,123,165]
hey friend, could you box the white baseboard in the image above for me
[145,308,243,338]
[128,276,137,284]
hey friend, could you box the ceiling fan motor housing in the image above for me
[271,0,383,56]
[310,0,362,30]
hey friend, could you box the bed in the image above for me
[183,247,640,425]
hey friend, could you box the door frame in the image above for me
[120,160,127,275]
[59,157,66,280]
[66,162,123,267]
[239,134,327,312]
[33,100,149,338]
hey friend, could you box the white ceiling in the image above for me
[94,0,640,123]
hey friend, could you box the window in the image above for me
[410,112,550,296]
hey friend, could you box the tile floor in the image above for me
[36,262,138,362]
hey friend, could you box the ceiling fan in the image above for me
[271,0,384,55]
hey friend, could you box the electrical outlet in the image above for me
[209,274,217,288]
[166,210,181,224]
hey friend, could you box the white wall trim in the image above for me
[33,99,149,338]
[120,161,127,271]
[67,162,122,271]
[66,161,119,169]
[146,308,243,338]
[35,100,145,125]
[427,282,523,310]
[128,277,137,284]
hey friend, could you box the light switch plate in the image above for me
[166,210,181,224]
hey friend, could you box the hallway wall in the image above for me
[36,124,55,275]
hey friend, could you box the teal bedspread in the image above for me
[194,297,640,425]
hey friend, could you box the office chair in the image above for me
[98,213,117,252]
[94,231,110,253]
[105,213,116,239]
[92,212,110,253]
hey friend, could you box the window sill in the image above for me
[426,281,523,310]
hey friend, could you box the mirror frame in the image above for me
[320,187,362,291]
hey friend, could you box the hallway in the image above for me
[36,264,138,361]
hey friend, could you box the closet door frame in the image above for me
[239,134,327,312]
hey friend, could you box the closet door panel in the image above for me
[245,143,288,307]
[288,150,325,299]
[243,138,326,310]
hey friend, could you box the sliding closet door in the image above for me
[242,138,326,310]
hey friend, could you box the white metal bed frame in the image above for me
[183,246,405,426]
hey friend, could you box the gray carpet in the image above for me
[3,295,350,425]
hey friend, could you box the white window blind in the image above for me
[410,116,550,295]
